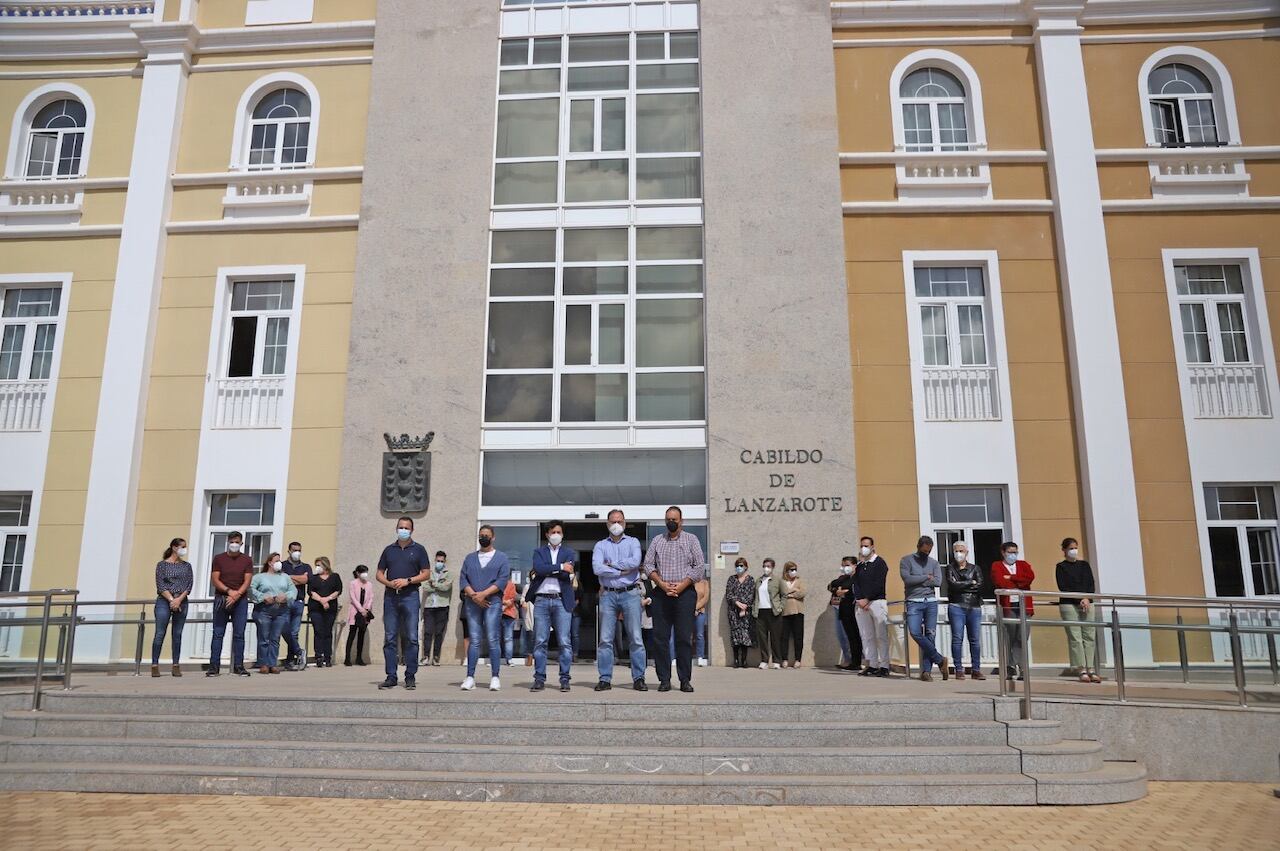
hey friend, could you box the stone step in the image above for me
[36,692,1005,723]
[0,761,1048,805]
[1,711,1042,748]
[1029,762,1149,805]
[0,737,1033,777]
[1017,740,1105,774]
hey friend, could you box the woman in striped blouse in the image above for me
[152,537,194,678]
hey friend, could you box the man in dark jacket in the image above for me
[852,535,890,677]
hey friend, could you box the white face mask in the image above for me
[763,566,773,576]
[269,561,281,573]
[548,533,563,547]
[859,546,871,558]
[357,572,368,581]
[290,551,301,561]
[176,547,188,558]
[313,564,323,574]
[786,570,797,578]
[841,565,853,575]
[1004,553,1019,565]
[1067,548,1079,560]
[608,523,624,537]
[954,552,967,563]
[227,543,241,554]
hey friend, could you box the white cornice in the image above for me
[165,214,359,233]
[1095,145,1280,162]
[840,150,1048,164]
[0,223,121,238]
[1103,196,1280,212]
[831,0,1280,28]
[0,19,375,61]
[0,176,129,190]
[171,166,363,186]
[843,199,1054,213]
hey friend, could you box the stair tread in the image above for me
[1028,762,1148,783]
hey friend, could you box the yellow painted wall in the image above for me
[198,0,376,29]
[0,75,141,179]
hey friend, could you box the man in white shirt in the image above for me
[528,520,578,692]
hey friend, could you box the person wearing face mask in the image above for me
[592,509,648,691]
[944,542,985,681]
[420,550,452,667]
[779,562,807,668]
[642,506,706,692]
[1057,537,1100,683]
[752,558,784,669]
[251,553,293,674]
[460,525,511,691]
[725,557,756,668]
[992,541,1035,681]
[278,541,310,671]
[376,517,430,690]
[828,556,863,672]
[307,557,342,667]
[344,565,375,666]
[152,537,193,677]
[208,531,254,677]
[527,520,578,692]
[901,536,949,682]
[853,536,891,677]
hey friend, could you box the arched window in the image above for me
[24,98,87,178]
[899,68,970,153]
[1147,63,1219,148]
[246,88,311,170]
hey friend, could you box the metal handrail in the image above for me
[0,589,79,709]
[991,589,1280,719]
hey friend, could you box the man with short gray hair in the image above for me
[901,535,949,682]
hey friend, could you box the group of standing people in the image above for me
[725,557,807,669]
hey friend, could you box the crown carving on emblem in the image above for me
[384,431,435,452]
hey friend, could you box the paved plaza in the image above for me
[0,782,1275,849]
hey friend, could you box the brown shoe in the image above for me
[150,665,160,678]
[258,665,270,674]
[919,671,933,682]
[269,667,281,674]
[970,670,987,681]
[954,671,965,681]
[171,664,182,677]
[939,657,950,681]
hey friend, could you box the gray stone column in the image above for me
[699,0,857,666]
[336,1,499,632]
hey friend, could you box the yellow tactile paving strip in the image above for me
[0,783,1276,850]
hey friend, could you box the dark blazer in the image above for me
[528,545,578,613]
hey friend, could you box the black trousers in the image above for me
[650,585,696,685]
[781,613,805,663]
[310,605,338,662]
[422,606,450,660]
[344,621,367,663]
[839,604,863,665]
[754,609,783,664]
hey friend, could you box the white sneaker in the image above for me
[460,676,475,691]
[671,658,677,666]
[506,659,517,666]
[698,658,708,667]
[489,676,501,691]
[771,663,781,669]
[758,662,768,670]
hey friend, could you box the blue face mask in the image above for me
[434,561,445,571]
[735,565,745,575]
[397,528,411,541]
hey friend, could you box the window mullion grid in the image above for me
[16,318,36,382]
[551,227,565,426]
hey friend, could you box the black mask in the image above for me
[478,535,492,548]
[665,519,679,533]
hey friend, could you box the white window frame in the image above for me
[887,50,990,200]
[229,73,321,172]
[223,279,297,380]
[0,492,32,595]
[1202,483,1280,599]
[4,84,95,182]
[1138,47,1240,149]
[0,274,70,434]
[1161,249,1277,421]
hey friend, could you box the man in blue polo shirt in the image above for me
[376,516,430,690]
[280,540,310,670]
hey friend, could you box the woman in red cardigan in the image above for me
[991,541,1034,681]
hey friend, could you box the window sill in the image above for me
[0,183,83,227]
[1151,169,1250,198]
[222,175,312,219]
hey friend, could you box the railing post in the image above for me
[902,608,912,680]
[995,600,1008,697]
[31,592,53,711]
[1228,611,1248,707]
[1265,611,1278,687]
[62,594,79,691]
[54,621,67,679]
[133,603,146,676]
[1018,597,1031,721]
[1176,610,1190,684]
[1110,605,1126,703]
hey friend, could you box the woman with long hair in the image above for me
[307,556,342,667]
[151,537,193,677]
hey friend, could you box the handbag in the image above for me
[355,611,369,628]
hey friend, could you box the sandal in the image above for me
[1090,673,1102,683]
[1079,672,1091,683]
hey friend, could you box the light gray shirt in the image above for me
[900,553,941,601]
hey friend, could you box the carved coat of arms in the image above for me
[381,432,434,514]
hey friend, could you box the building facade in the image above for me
[1,0,1276,665]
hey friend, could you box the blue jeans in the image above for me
[570,612,581,659]
[209,594,248,670]
[283,599,304,661]
[253,603,288,668]
[151,598,187,665]
[906,598,946,673]
[465,598,503,678]
[948,604,982,672]
[597,587,646,683]
[533,595,573,685]
[502,616,516,662]
[382,592,420,682]
[833,606,851,660]
[669,610,708,660]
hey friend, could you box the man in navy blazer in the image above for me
[528,520,577,692]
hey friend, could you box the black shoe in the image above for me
[839,663,859,671]
[343,660,352,667]
[377,678,398,689]
[283,661,299,672]
[404,678,416,690]
[857,667,873,677]
[205,668,220,677]
[531,680,546,692]
[559,683,570,693]
[876,667,890,677]
[593,681,611,692]
[657,682,672,692]
[232,668,250,677]
[633,679,648,691]
[680,682,694,693]
[356,659,368,666]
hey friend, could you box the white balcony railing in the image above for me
[921,366,1000,421]
[1187,364,1271,419]
[1155,158,1243,178]
[902,162,982,179]
[0,380,48,431]
[213,377,286,429]
[0,2,155,17]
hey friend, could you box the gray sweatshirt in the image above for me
[900,553,941,601]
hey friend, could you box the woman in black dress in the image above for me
[307,556,343,667]
[725,557,756,668]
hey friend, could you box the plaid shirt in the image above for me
[642,531,705,585]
